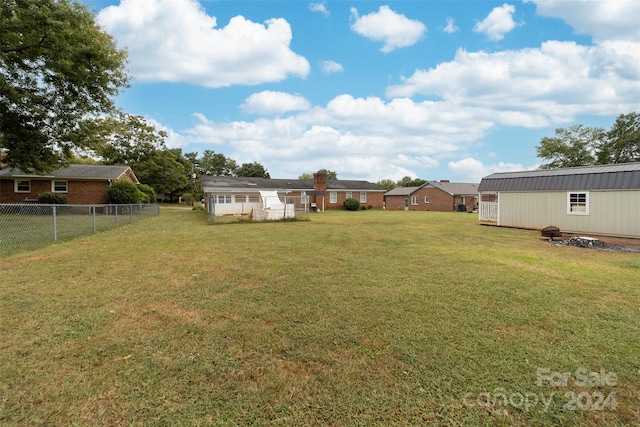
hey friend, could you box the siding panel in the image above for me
[498,190,640,237]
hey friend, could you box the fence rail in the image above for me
[0,203,159,257]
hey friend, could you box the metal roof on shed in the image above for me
[478,163,640,192]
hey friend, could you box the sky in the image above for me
[82,0,639,183]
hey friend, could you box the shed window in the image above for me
[15,179,30,193]
[329,192,337,203]
[567,192,589,215]
[360,192,367,203]
[216,195,232,204]
[52,180,68,193]
[411,196,418,205]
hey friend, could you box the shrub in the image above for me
[343,197,360,211]
[360,205,367,210]
[139,192,150,204]
[38,192,67,204]
[107,180,141,204]
[137,184,156,203]
[181,192,193,205]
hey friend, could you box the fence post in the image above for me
[52,205,57,241]
[92,206,97,233]
[115,205,118,227]
[130,204,133,223]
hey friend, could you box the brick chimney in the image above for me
[313,171,327,193]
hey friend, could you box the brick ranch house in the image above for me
[0,164,139,204]
[384,180,479,212]
[202,172,385,217]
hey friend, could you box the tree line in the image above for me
[536,112,639,169]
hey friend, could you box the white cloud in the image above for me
[529,0,640,42]
[309,1,329,16]
[240,91,311,115]
[387,41,640,126]
[175,94,499,181]
[448,158,529,182]
[321,60,344,74]
[350,6,427,53]
[474,3,518,41]
[444,17,459,34]
[97,0,309,87]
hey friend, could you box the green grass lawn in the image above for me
[1,209,638,426]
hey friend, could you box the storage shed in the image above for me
[478,163,640,238]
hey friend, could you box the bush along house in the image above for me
[0,164,139,204]
[202,172,385,218]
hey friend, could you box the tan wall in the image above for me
[498,190,640,238]
[386,187,478,212]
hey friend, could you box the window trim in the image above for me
[52,180,68,193]
[14,179,30,193]
[359,192,367,203]
[424,196,430,204]
[567,191,589,215]
[329,191,337,204]
[346,191,352,199]
[411,196,418,205]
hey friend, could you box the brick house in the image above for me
[202,172,384,216]
[385,180,479,212]
[0,164,139,204]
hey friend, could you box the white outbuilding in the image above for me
[478,163,640,239]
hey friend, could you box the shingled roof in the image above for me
[0,164,138,182]
[478,163,640,192]
[201,176,384,192]
[384,181,478,196]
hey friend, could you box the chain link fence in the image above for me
[0,203,159,257]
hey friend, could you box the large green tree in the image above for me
[299,169,338,180]
[94,114,167,165]
[597,112,640,164]
[536,125,602,169]
[0,0,128,172]
[133,149,189,197]
[198,150,238,176]
[236,161,270,178]
[536,113,639,169]
[376,179,397,192]
[398,176,427,187]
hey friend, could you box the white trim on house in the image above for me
[14,179,30,193]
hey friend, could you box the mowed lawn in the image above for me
[1,209,638,426]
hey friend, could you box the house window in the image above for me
[567,192,589,215]
[301,192,308,204]
[329,192,337,203]
[52,180,68,193]
[424,196,430,204]
[360,192,367,203]
[346,192,352,199]
[411,196,418,205]
[14,179,30,193]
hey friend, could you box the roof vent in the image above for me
[441,179,450,183]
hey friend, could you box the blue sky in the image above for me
[84,0,639,182]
